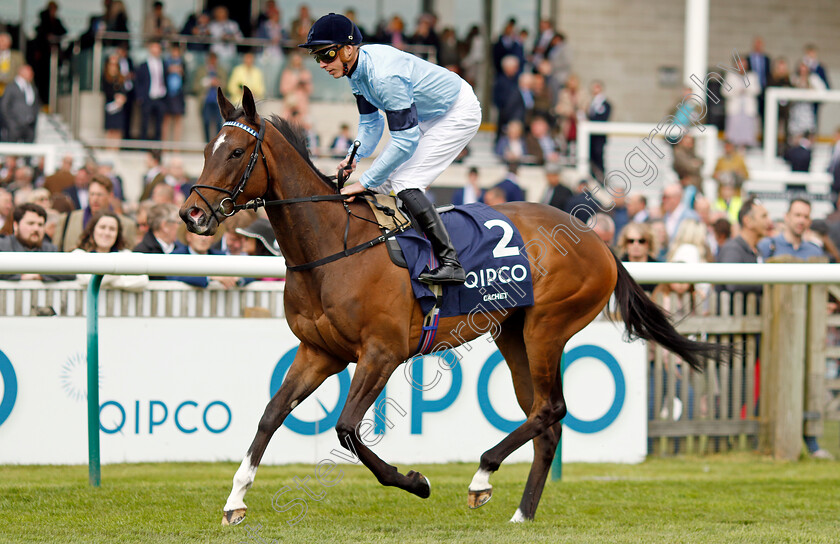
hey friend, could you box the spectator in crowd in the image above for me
[236,217,281,257]
[716,197,770,295]
[376,15,407,49]
[0,187,12,232]
[150,182,177,205]
[437,27,459,72]
[0,203,75,281]
[0,32,24,97]
[611,193,629,244]
[667,219,712,265]
[290,4,314,47]
[143,1,175,41]
[809,219,840,263]
[211,209,256,255]
[662,183,700,241]
[531,19,554,67]
[31,2,67,104]
[713,140,749,189]
[555,73,585,156]
[527,115,560,166]
[746,37,771,129]
[565,179,598,226]
[627,193,650,223]
[64,166,92,211]
[713,177,742,226]
[459,25,484,88]
[194,51,227,142]
[102,54,128,148]
[803,44,830,130]
[97,161,125,205]
[54,174,135,252]
[10,165,35,205]
[542,163,572,211]
[409,14,441,62]
[161,44,186,144]
[135,40,168,141]
[71,211,149,291]
[649,218,669,261]
[592,212,615,249]
[256,1,287,95]
[757,198,823,262]
[768,57,793,156]
[228,51,266,104]
[452,166,483,206]
[208,6,243,69]
[493,55,524,140]
[182,11,211,53]
[723,56,759,148]
[0,65,40,143]
[44,154,75,195]
[586,80,611,181]
[329,123,352,158]
[167,230,239,289]
[161,156,193,200]
[482,186,507,207]
[547,32,572,89]
[530,73,555,125]
[829,126,840,196]
[673,134,704,194]
[114,43,135,139]
[495,120,531,163]
[133,203,186,280]
[133,199,154,247]
[617,222,658,293]
[493,161,526,202]
[711,217,732,257]
[785,132,813,172]
[789,59,826,138]
[492,18,524,76]
[278,53,312,118]
[82,0,129,49]
[141,150,165,196]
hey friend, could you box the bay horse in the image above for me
[180,87,724,525]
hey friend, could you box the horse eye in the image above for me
[230,148,245,159]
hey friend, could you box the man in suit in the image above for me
[492,55,524,141]
[587,80,611,182]
[133,203,186,279]
[63,166,92,210]
[54,175,136,251]
[491,18,524,76]
[785,133,813,173]
[135,40,168,141]
[452,167,483,206]
[0,65,40,143]
[542,163,572,211]
[493,161,526,202]
[747,37,771,128]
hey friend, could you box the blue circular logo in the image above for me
[270,346,350,435]
[0,350,18,428]
[561,345,625,434]
[477,351,526,433]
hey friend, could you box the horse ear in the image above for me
[217,87,235,121]
[241,86,257,122]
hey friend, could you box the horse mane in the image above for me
[226,108,338,191]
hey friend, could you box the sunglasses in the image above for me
[627,238,648,244]
[312,46,339,64]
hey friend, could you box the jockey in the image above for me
[299,13,482,285]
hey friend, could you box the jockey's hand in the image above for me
[337,157,357,180]
[340,181,366,202]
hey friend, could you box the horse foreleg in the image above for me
[222,344,346,526]
[333,358,432,499]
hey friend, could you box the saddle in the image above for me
[365,194,453,269]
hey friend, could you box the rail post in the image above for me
[86,275,103,486]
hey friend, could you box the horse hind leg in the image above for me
[222,345,346,526]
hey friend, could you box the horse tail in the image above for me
[610,252,726,371]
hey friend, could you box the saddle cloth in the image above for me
[368,197,535,318]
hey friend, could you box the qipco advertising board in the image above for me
[0,316,646,465]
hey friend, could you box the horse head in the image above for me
[181,86,270,236]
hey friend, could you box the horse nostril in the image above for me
[189,207,205,222]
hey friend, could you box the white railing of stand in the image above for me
[0,143,60,175]
[763,87,840,166]
[576,121,719,186]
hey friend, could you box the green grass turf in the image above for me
[0,454,837,544]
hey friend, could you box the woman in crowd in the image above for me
[616,222,658,293]
[72,211,148,291]
[102,54,128,149]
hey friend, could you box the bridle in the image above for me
[189,119,270,226]
[187,118,411,272]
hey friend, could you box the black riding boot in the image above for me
[399,188,466,285]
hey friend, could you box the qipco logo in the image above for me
[0,350,18,428]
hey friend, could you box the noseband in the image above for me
[189,119,270,225]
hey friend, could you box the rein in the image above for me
[197,119,410,272]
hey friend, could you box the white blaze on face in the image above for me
[213,133,227,155]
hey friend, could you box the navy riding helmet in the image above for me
[298,13,363,50]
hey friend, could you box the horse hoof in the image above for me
[468,488,492,509]
[407,470,431,499]
[221,508,247,526]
